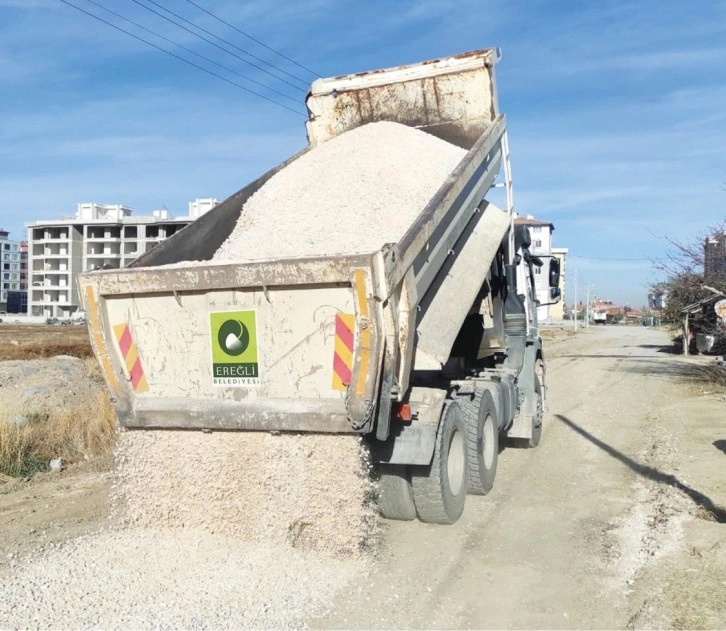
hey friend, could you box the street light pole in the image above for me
[586,284,594,330]
[574,270,578,332]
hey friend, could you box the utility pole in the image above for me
[585,284,594,330]
[573,269,579,332]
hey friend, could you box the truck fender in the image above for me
[373,387,447,466]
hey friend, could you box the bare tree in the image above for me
[651,220,726,339]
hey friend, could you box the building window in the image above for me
[535,267,542,275]
[534,239,542,247]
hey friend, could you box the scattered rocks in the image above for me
[0,528,362,629]
[113,430,378,559]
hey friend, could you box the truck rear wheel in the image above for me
[461,389,498,495]
[411,401,468,524]
[378,464,416,521]
[511,366,543,448]
[529,368,544,447]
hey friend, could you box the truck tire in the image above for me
[461,389,498,495]
[410,401,468,524]
[378,464,417,521]
[529,369,543,447]
[511,366,543,449]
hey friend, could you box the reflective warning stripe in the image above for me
[353,269,371,397]
[113,323,149,393]
[332,313,355,391]
[83,285,120,395]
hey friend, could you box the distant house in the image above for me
[648,288,667,310]
[513,215,567,322]
[592,300,622,324]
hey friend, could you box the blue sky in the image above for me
[1,0,725,306]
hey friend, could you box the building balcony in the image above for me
[85,252,121,259]
[32,236,72,243]
[31,283,68,290]
[35,262,70,270]
[38,253,71,259]
[30,299,75,306]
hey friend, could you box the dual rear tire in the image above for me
[461,389,499,495]
[378,402,469,524]
[409,401,468,524]
[378,394,498,525]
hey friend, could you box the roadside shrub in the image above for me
[0,392,117,478]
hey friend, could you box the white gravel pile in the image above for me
[113,430,378,558]
[0,527,360,630]
[213,121,466,261]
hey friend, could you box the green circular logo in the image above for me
[218,319,250,356]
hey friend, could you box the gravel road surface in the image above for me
[314,326,725,629]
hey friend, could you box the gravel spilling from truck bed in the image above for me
[213,121,467,261]
[0,527,361,630]
[113,429,378,558]
[1,121,470,628]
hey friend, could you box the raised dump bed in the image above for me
[79,48,508,437]
[80,48,559,527]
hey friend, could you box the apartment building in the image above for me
[549,247,568,320]
[20,241,28,292]
[0,229,24,312]
[704,232,726,283]
[513,215,559,321]
[26,200,219,318]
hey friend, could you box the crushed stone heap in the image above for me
[213,121,466,261]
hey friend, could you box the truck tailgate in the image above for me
[80,256,383,433]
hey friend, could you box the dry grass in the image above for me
[84,356,103,380]
[679,363,726,398]
[0,392,117,478]
[539,325,578,341]
[694,365,726,393]
[0,341,94,361]
[0,325,93,361]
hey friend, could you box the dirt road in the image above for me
[1,325,724,629]
[314,325,725,629]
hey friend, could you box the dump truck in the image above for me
[79,48,561,525]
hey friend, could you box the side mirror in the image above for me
[549,259,561,288]
[550,287,561,301]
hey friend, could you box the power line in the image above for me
[80,0,301,106]
[569,255,650,261]
[129,0,309,91]
[182,0,320,79]
[59,0,306,117]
